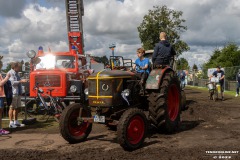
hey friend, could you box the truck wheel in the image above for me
[59,103,92,144]
[148,75,181,133]
[117,108,148,151]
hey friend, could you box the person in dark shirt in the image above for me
[178,70,186,89]
[152,32,176,68]
[4,80,12,107]
[210,66,225,101]
[0,66,11,135]
[235,69,240,97]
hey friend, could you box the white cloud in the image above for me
[1,0,240,69]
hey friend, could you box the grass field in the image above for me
[186,85,236,96]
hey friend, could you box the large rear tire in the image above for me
[59,103,92,143]
[148,74,181,133]
[117,108,148,151]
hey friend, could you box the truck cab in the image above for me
[24,46,90,104]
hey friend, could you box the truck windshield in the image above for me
[36,55,75,70]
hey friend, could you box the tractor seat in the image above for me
[153,64,168,69]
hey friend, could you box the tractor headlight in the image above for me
[122,89,130,97]
[70,85,77,93]
[84,88,89,95]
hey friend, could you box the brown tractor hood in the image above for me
[88,70,136,79]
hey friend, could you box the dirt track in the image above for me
[0,87,239,160]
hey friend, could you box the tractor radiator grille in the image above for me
[99,80,112,95]
[88,80,96,95]
[35,75,61,87]
[88,79,112,96]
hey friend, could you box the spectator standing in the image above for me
[178,70,186,89]
[210,66,225,101]
[0,61,11,135]
[8,62,28,128]
[235,69,240,97]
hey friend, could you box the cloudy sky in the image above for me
[0,0,240,68]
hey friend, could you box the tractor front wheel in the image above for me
[59,103,92,143]
[117,108,148,151]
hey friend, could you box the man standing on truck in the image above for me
[152,32,176,68]
[8,62,28,128]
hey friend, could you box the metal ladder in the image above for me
[65,0,84,54]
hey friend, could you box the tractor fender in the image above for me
[145,67,174,89]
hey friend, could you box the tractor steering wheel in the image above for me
[133,63,142,72]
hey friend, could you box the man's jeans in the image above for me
[236,82,240,94]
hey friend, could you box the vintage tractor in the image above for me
[59,55,182,150]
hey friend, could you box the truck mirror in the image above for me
[26,50,36,58]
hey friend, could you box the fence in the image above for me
[184,66,240,92]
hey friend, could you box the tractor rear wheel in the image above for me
[59,103,92,143]
[117,108,148,151]
[148,74,181,133]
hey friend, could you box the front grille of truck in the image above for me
[35,75,61,87]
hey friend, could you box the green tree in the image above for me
[202,42,240,80]
[192,64,198,71]
[177,58,189,70]
[3,63,11,73]
[137,5,190,56]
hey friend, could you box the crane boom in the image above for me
[65,0,84,54]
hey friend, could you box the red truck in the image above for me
[23,0,91,105]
